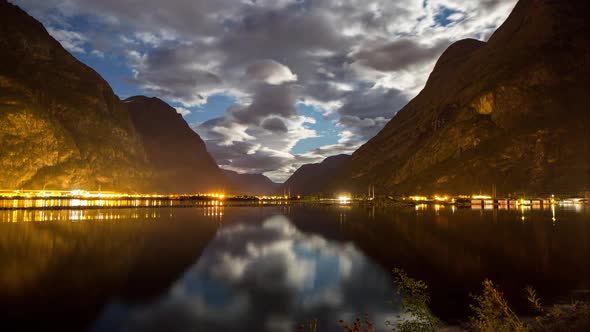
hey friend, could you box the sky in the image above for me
[13,0,517,182]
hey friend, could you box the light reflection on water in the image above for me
[0,200,226,222]
[0,208,164,222]
[0,198,225,210]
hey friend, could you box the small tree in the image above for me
[469,279,527,332]
[387,268,440,332]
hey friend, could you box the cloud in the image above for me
[134,31,176,46]
[261,117,288,133]
[46,27,87,54]
[92,215,400,332]
[447,12,466,21]
[90,49,105,58]
[231,84,300,125]
[338,87,408,120]
[246,60,298,85]
[194,84,320,181]
[175,107,192,117]
[14,0,519,179]
[124,45,225,107]
[353,38,451,72]
[339,115,391,143]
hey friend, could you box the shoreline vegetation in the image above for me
[300,269,590,332]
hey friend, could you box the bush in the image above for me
[387,268,440,332]
[469,279,527,332]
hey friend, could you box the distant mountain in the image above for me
[0,0,149,191]
[333,0,590,195]
[125,96,227,193]
[223,170,279,196]
[281,154,351,196]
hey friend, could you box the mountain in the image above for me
[223,170,279,196]
[125,96,227,193]
[0,0,150,191]
[333,0,590,195]
[0,1,226,193]
[281,154,351,196]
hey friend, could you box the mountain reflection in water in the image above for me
[1,205,588,331]
[0,208,219,331]
[92,215,399,332]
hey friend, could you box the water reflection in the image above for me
[0,209,218,331]
[339,205,590,321]
[0,205,588,330]
[1,207,171,222]
[0,201,228,223]
[92,215,399,332]
[0,198,225,210]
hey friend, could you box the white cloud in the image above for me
[246,60,298,85]
[90,49,104,58]
[46,27,87,54]
[175,107,192,117]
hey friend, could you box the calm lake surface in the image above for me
[1,204,588,331]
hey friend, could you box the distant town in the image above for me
[1,189,587,211]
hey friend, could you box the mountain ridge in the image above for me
[281,154,351,196]
[333,0,590,195]
[0,0,150,191]
[125,95,227,193]
[223,170,279,196]
[0,1,227,193]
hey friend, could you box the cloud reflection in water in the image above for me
[92,215,399,332]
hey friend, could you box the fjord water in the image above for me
[1,205,588,331]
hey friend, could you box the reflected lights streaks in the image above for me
[1,202,227,223]
[415,203,428,211]
[203,201,224,219]
[0,198,227,210]
[0,209,173,223]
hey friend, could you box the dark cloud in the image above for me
[261,117,288,133]
[231,84,299,125]
[338,87,408,119]
[209,144,289,173]
[339,115,390,141]
[354,38,451,72]
[220,8,347,68]
[123,43,224,106]
[480,0,512,10]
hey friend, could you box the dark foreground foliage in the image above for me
[299,270,590,331]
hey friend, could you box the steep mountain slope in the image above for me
[335,0,590,195]
[282,154,351,196]
[126,96,227,193]
[0,1,228,193]
[0,0,149,191]
[223,170,279,195]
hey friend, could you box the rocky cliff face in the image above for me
[223,170,279,196]
[126,96,227,193]
[0,0,150,191]
[335,0,590,195]
[0,1,228,193]
[282,154,351,196]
